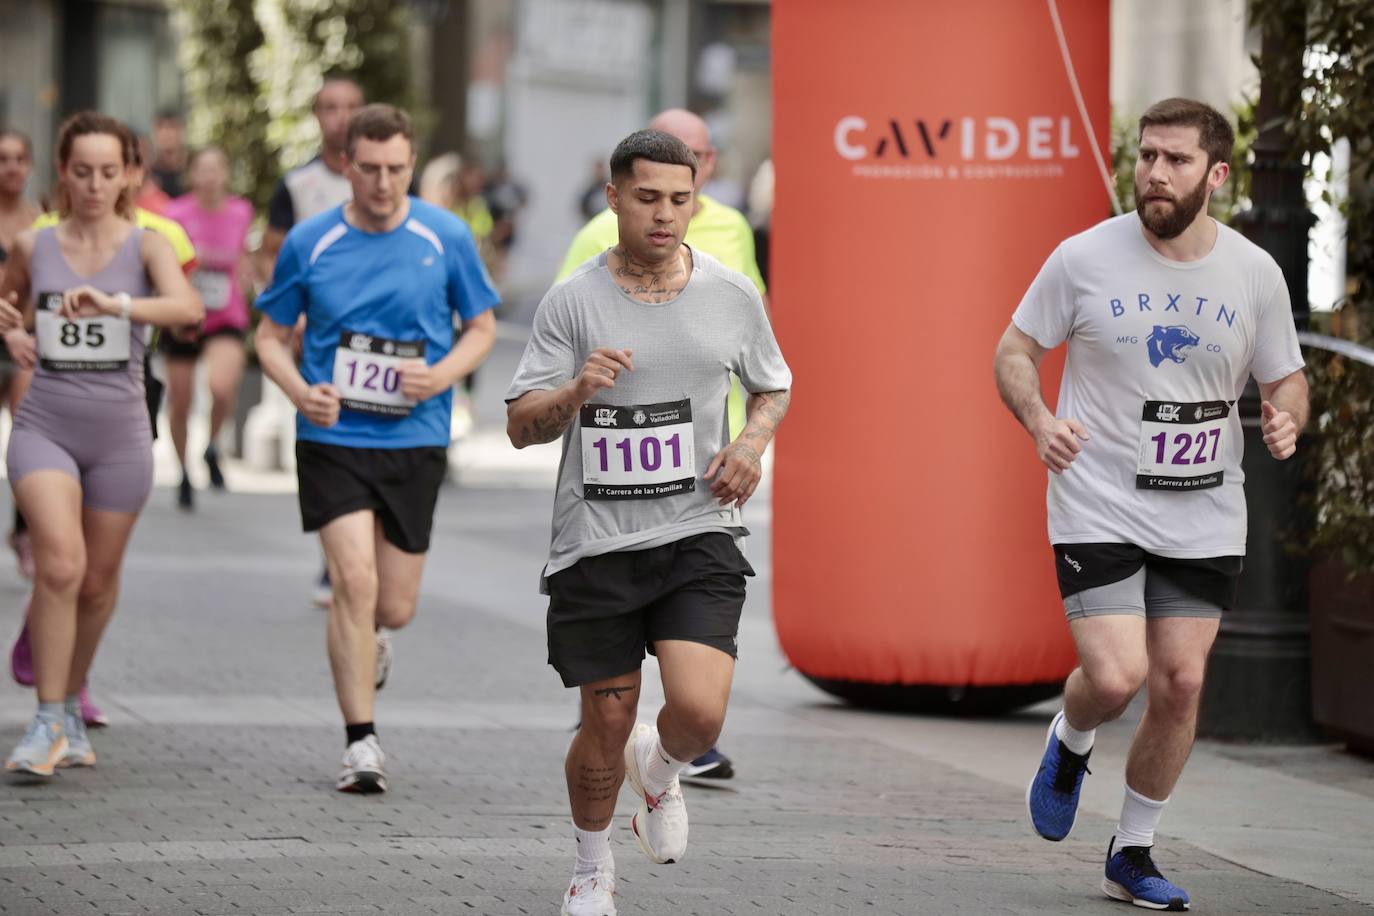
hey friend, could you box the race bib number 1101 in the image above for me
[581,399,695,500]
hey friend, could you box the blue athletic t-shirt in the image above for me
[257,198,500,448]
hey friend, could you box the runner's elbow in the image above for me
[506,407,528,448]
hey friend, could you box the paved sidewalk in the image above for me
[1,481,1371,915]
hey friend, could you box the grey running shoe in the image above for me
[337,734,387,793]
[5,715,67,778]
[59,712,95,768]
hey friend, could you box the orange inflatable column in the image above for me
[771,0,1111,712]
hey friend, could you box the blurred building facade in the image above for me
[3,0,1266,294]
[0,0,182,200]
[1111,0,1258,121]
[442,0,772,309]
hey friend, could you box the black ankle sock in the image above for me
[345,722,376,746]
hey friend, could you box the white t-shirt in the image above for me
[1012,213,1305,557]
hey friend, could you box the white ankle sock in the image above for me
[1115,784,1168,849]
[1055,711,1096,755]
[641,732,689,797]
[573,823,613,877]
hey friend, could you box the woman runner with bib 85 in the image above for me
[0,112,202,778]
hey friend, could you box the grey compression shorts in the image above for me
[1063,564,1224,621]
[7,394,153,515]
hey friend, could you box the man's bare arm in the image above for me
[507,386,582,448]
[254,314,310,404]
[1257,368,1309,460]
[704,388,791,509]
[1257,369,1309,433]
[993,322,1089,474]
[994,323,1055,432]
[735,389,790,458]
[507,347,635,448]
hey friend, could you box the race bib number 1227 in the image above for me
[1136,399,1230,491]
[581,399,695,500]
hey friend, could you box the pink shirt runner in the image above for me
[165,194,254,335]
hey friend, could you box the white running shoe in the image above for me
[5,715,67,778]
[337,734,387,793]
[375,631,393,690]
[561,868,616,916]
[622,723,688,864]
[58,712,95,768]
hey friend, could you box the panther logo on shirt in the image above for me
[1147,325,1200,368]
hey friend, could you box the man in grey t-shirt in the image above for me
[507,130,790,916]
[994,98,1308,911]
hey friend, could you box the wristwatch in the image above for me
[115,292,132,320]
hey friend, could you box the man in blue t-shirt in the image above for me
[257,105,498,794]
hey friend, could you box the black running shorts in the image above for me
[546,533,755,688]
[160,325,247,359]
[1053,542,1243,613]
[295,440,447,554]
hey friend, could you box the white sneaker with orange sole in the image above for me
[5,715,68,778]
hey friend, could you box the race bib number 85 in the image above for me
[581,399,695,500]
[35,291,131,372]
[1136,399,1230,491]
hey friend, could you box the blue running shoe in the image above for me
[1026,711,1091,841]
[681,746,733,780]
[1103,838,1190,910]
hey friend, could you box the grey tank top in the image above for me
[28,225,151,402]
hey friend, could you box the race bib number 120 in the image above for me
[35,291,131,372]
[332,331,424,417]
[1136,399,1230,491]
[581,399,695,500]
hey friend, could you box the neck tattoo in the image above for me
[611,245,689,304]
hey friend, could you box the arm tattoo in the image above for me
[723,441,762,468]
[739,389,791,450]
[516,400,575,447]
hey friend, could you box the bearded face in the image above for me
[1135,168,1209,240]
[1133,125,1222,241]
